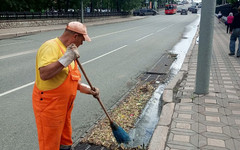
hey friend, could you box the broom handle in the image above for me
[76,59,113,123]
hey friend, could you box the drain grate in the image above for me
[141,53,176,82]
[146,53,175,75]
[73,143,109,150]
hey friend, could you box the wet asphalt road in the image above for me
[0,12,199,149]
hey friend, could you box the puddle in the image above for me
[126,69,179,148]
[127,83,166,148]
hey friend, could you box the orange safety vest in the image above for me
[32,42,81,150]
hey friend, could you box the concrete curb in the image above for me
[162,27,199,104]
[0,33,16,39]
[162,71,186,103]
[148,28,199,150]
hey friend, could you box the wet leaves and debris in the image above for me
[76,52,177,150]
[80,82,156,149]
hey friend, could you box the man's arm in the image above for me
[39,61,64,80]
[232,15,237,29]
[39,43,80,81]
[77,82,99,98]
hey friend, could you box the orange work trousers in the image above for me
[32,62,81,150]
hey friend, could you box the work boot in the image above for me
[60,145,71,150]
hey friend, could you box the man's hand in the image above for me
[78,83,99,98]
[58,43,80,67]
[91,87,100,99]
[70,44,80,58]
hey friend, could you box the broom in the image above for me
[76,59,131,144]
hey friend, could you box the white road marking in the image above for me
[134,24,174,42]
[136,33,153,42]
[0,45,128,97]
[82,45,127,65]
[0,27,136,59]
[157,24,174,32]
[0,49,37,60]
[0,40,33,47]
[91,27,138,39]
[0,82,35,97]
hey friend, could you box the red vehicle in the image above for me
[165,4,177,15]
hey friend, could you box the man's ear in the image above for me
[73,33,78,39]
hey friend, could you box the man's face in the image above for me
[72,33,85,47]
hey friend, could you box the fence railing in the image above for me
[0,11,130,20]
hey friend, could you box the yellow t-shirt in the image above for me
[35,38,75,91]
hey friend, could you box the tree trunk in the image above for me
[57,0,61,11]
[90,1,93,13]
[65,0,70,12]
[116,0,120,12]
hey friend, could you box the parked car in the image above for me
[188,6,196,12]
[181,9,188,15]
[177,8,182,13]
[149,9,158,15]
[177,2,183,5]
[192,8,198,13]
[133,9,158,16]
[133,9,141,16]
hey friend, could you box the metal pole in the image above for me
[81,0,84,23]
[195,0,216,94]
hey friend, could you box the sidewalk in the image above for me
[149,19,240,149]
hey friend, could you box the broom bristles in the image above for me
[110,122,131,144]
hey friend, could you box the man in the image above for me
[229,6,240,57]
[32,21,99,150]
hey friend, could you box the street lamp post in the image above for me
[81,0,84,23]
[195,0,216,94]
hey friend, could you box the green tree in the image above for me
[0,0,54,12]
[0,0,27,11]
[121,0,143,11]
[227,0,239,4]
[0,0,147,12]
